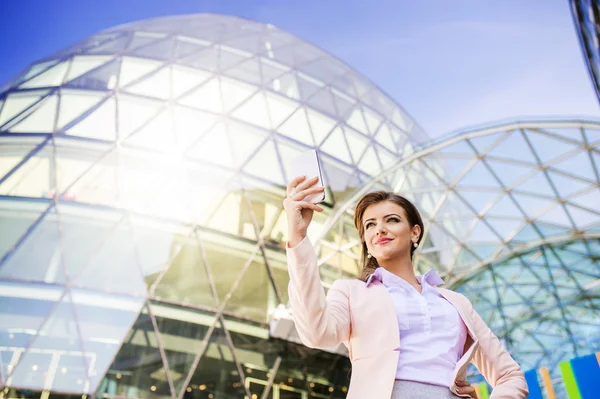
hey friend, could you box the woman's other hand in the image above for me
[283,176,324,247]
[455,380,479,398]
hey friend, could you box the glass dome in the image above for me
[0,13,426,397]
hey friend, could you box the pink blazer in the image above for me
[287,239,528,399]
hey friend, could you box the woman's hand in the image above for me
[455,380,479,398]
[283,176,325,247]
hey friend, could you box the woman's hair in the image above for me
[353,191,424,281]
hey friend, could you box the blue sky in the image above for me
[1,0,598,137]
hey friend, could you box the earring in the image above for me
[413,242,418,248]
[367,253,372,259]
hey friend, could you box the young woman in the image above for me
[283,176,528,399]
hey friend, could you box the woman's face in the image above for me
[362,201,420,262]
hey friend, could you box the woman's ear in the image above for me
[412,224,422,242]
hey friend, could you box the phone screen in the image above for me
[289,150,326,204]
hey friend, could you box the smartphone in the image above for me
[289,149,326,204]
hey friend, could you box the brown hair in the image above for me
[353,191,424,281]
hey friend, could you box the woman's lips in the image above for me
[376,238,393,245]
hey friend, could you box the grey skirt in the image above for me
[391,380,461,398]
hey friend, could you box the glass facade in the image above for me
[571,0,600,102]
[322,121,600,397]
[1,13,599,399]
[0,14,420,398]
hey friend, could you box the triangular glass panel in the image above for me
[0,207,68,284]
[377,146,397,169]
[66,59,120,90]
[487,218,525,241]
[171,65,212,99]
[307,88,338,117]
[125,67,171,100]
[173,105,219,150]
[552,150,596,182]
[511,224,543,243]
[584,127,600,144]
[547,171,590,198]
[70,288,145,391]
[435,156,473,185]
[19,61,68,88]
[296,72,324,101]
[224,252,275,322]
[469,132,507,154]
[95,303,173,398]
[129,37,174,61]
[345,107,369,135]
[222,57,262,85]
[152,234,216,307]
[183,318,250,399]
[119,56,162,87]
[224,32,262,53]
[66,96,116,141]
[330,73,358,98]
[277,108,315,146]
[469,219,500,243]
[220,77,256,113]
[536,204,573,228]
[0,90,48,128]
[8,288,91,393]
[485,159,536,188]
[244,139,285,185]
[375,123,398,153]
[307,108,336,145]
[206,192,257,240]
[179,46,220,72]
[525,131,579,164]
[391,108,411,132]
[57,90,105,130]
[124,108,177,152]
[266,92,298,129]
[511,193,556,220]
[277,138,305,183]
[187,122,235,168]
[260,57,289,83]
[219,45,251,71]
[231,92,270,129]
[568,188,600,210]
[299,57,348,85]
[71,219,147,296]
[486,131,536,164]
[457,162,501,189]
[320,126,352,164]
[566,204,600,228]
[363,107,383,135]
[64,55,113,83]
[227,123,267,166]
[270,71,300,100]
[547,127,585,143]
[357,146,381,175]
[117,94,163,141]
[457,190,501,216]
[8,94,58,133]
[177,78,222,113]
[345,128,371,164]
[128,32,166,51]
[513,172,556,197]
[20,60,60,82]
[173,36,210,60]
[332,89,355,119]
[84,34,130,55]
[485,194,526,218]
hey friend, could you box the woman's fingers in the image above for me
[287,176,320,196]
[297,201,323,212]
[455,380,478,398]
[291,185,324,201]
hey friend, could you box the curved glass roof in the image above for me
[0,14,425,394]
[571,0,600,103]
[319,120,600,377]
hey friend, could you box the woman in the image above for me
[283,176,528,399]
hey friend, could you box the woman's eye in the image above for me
[388,217,400,223]
[365,222,374,229]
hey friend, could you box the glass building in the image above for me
[0,14,424,399]
[1,13,599,399]
[571,0,600,102]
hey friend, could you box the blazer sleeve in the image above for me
[286,237,350,350]
[468,300,529,399]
